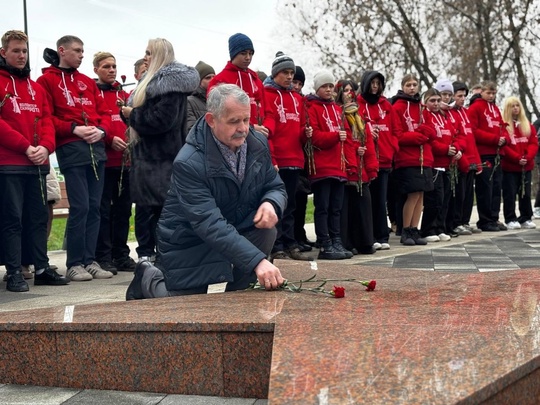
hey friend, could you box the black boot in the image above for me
[400,227,415,246]
[126,261,152,300]
[317,239,347,260]
[410,227,427,245]
[331,237,353,259]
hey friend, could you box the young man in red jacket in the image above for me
[467,81,511,232]
[208,33,272,137]
[0,30,69,292]
[93,51,136,274]
[264,52,311,261]
[37,35,113,281]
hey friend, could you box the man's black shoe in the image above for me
[481,223,500,232]
[6,271,29,292]
[114,256,137,272]
[126,261,152,300]
[34,267,70,286]
[497,221,508,231]
[98,261,118,275]
[297,242,313,252]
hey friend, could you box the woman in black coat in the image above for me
[121,38,199,263]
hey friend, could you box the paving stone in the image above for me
[158,395,258,404]
[63,389,166,405]
[0,384,79,405]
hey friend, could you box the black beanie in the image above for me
[293,66,305,85]
[228,33,254,60]
[452,81,469,97]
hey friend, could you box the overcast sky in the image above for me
[4,0,287,88]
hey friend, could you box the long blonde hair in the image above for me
[132,38,175,108]
[503,96,531,137]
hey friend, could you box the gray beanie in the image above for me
[313,70,335,91]
[271,51,295,77]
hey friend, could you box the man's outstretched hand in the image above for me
[255,259,284,290]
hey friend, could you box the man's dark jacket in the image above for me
[157,118,287,291]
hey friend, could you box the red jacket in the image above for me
[0,68,55,167]
[36,66,111,147]
[208,62,272,129]
[448,107,482,173]
[264,85,305,168]
[392,96,436,169]
[467,98,510,156]
[423,109,466,170]
[501,122,538,172]
[306,96,348,180]
[96,81,130,167]
[356,95,399,169]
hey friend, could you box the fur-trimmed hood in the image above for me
[146,62,199,98]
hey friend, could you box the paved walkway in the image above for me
[2,213,540,403]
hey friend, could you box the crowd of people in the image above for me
[1,29,539,296]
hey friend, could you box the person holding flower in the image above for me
[501,96,538,230]
[0,30,69,292]
[92,51,135,274]
[37,35,113,282]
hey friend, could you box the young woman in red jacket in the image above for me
[306,71,353,260]
[357,71,399,251]
[391,74,435,246]
[501,96,539,229]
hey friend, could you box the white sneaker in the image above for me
[438,233,451,241]
[453,226,472,236]
[85,261,114,279]
[464,224,482,234]
[522,220,537,229]
[372,242,382,250]
[506,221,521,230]
[380,243,390,250]
[67,265,93,281]
[425,235,440,242]
[533,207,540,219]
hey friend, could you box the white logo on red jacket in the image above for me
[57,80,75,107]
[10,95,21,114]
[77,81,88,92]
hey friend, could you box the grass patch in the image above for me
[48,200,315,251]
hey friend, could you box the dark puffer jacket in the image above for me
[129,62,199,206]
[186,86,207,132]
[157,118,287,292]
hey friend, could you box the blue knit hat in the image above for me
[229,33,254,60]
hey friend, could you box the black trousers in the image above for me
[95,167,132,263]
[273,168,300,252]
[503,170,533,223]
[341,183,374,251]
[447,171,467,231]
[135,204,162,258]
[293,171,310,243]
[142,227,277,298]
[0,173,48,274]
[63,162,105,267]
[312,178,345,242]
[421,170,449,237]
[475,155,503,228]
[370,168,390,243]
[461,170,476,225]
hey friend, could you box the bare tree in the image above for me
[277,0,540,117]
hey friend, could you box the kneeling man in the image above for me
[127,84,286,298]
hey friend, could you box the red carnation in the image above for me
[362,280,376,291]
[121,75,127,84]
[332,285,345,298]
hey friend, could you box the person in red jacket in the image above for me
[306,71,353,260]
[337,80,379,254]
[420,83,466,242]
[264,52,311,261]
[208,33,271,137]
[37,35,114,282]
[447,81,483,235]
[467,81,511,232]
[92,52,136,274]
[0,30,69,292]
[391,74,435,246]
[501,96,539,229]
[357,71,399,250]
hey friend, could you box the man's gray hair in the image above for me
[207,84,249,117]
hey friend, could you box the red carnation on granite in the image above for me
[332,286,345,298]
[362,280,376,291]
